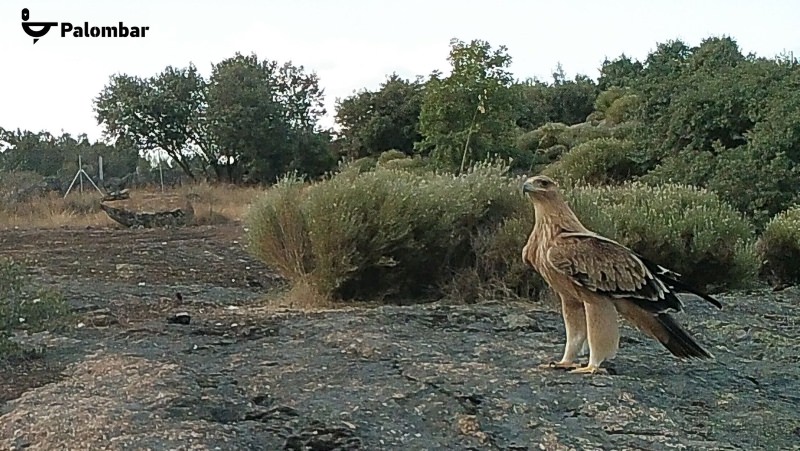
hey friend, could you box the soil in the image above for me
[1,223,799,450]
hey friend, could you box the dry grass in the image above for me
[0,183,264,231]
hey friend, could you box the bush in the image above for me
[604,94,640,125]
[757,206,800,288]
[594,87,629,114]
[1,258,70,357]
[564,182,759,291]
[247,164,759,307]
[376,149,409,165]
[542,137,644,186]
[378,156,432,174]
[455,211,546,302]
[246,162,535,303]
[335,156,378,179]
[643,144,800,229]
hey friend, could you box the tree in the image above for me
[0,129,63,176]
[512,78,552,131]
[416,38,519,171]
[547,72,599,125]
[94,64,209,179]
[597,54,643,91]
[206,52,335,183]
[334,73,425,159]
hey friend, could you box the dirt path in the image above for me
[1,224,799,450]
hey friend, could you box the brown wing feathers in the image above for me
[547,233,721,314]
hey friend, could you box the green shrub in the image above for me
[378,156,432,174]
[642,144,800,229]
[543,137,644,186]
[563,182,759,291]
[455,211,546,302]
[515,129,541,152]
[246,162,534,303]
[1,258,70,357]
[534,122,569,148]
[247,163,759,307]
[335,156,378,179]
[757,206,800,288]
[559,123,615,148]
[594,87,629,114]
[604,94,640,125]
[376,149,409,165]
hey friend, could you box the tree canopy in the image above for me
[3,35,799,228]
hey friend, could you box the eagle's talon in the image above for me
[569,365,607,375]
[538,361,581,370]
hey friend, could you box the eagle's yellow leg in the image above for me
[541,295,587,370]
[580,300,619,373]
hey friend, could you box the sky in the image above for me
[1,0,798,144]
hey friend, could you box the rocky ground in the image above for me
[0,224,798,450]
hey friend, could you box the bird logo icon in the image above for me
[21,8,58,44]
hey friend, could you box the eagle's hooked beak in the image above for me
[522,181,537,194]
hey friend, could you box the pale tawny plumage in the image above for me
[521,175,722,374]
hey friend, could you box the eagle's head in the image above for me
[522,175,559,199]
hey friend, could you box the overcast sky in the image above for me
[1,0,798,143]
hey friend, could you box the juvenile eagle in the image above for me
[521,175,722,375]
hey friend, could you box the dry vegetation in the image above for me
[0,183,263,231]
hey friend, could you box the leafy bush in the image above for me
[335,156,378,179]
[543,138,644,186]
[378,156,432,174]
[564,182,759,291]
[604,94,640,125]
[594,87,629,114]
[246,162,535,303]
[643,143,800,229]
[376,149,409,165]
[1,258,70,357]
[455,211,546,302]
[532,122,569,149]
[757,206,800,288]
[559,123,615,149]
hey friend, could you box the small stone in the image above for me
[168,312,191,325]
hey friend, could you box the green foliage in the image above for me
[246,162,535,303]
[416,39,520,171]
[94,53,335,184]
[593,88,640,126]
[335,156,378,179]
[0,258,70,356]
[0,130,138,182]
[546,67,600,125]
[598,54,644,90]
[95,64,208,178]
[335,74,425,159]
[513,71,600,131]
[603,93,640,126]
[564,182,759,290]
[625,36,800,227]
[378,156,432,175]
[456,211,545,302]
[205,53,335,183]
[247,161,757,306]
[543,138,644,186]
[376,149,409,165]
[757,207,800,288]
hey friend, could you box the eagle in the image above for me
[521,175,722,374]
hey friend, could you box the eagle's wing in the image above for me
[546,231,712,313]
